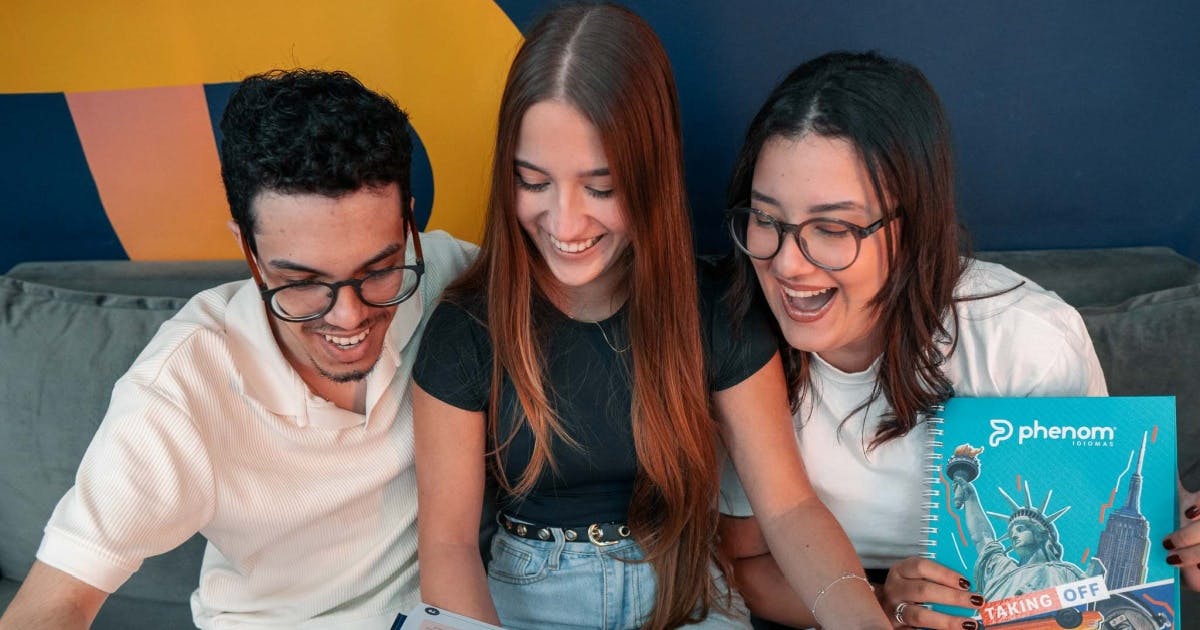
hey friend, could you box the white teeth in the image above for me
[548,233,601,253]
[782,286,833,299]
[324,329,369,347]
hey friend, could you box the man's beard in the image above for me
[317,361,376,383]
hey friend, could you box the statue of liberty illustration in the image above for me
[946,444,1105,600]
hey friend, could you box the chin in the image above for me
[308,343,385,384]
[548,262,620,293]
[772,312,822,350]
[317,365,374,383]
[780,331,823,354]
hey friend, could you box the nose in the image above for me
[546,184,589,239]
[322,285,370,330]
[770,231,818,277]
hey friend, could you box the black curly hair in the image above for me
[219,69,413,251]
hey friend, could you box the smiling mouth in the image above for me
[322,328,370,348]
[547,232,603,254]
[781,286,836,312]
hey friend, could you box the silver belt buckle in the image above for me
[587,523,619,546]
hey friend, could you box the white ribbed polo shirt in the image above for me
[37,231,475,629]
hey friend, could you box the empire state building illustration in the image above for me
[1094,431,1151,589]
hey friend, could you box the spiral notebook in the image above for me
[923,396,1180,628]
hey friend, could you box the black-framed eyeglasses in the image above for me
[724,207,892,271]
[240,204,425,323]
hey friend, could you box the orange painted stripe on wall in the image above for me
[66,85,238,260]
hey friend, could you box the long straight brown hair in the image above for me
[443,4,724,628]
[726,51,965,447]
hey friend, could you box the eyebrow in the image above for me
[750,190,866,214]
[514,159,610,178]
[268,242,403,277]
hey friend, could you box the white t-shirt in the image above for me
[720,260,1108,568]
[37,231,475,629]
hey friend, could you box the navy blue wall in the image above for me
[500,2,1200,260]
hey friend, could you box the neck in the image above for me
[269,318,370,414]
[550,275,629,322]
[816,343,881,374]
[1017,547,1051,566]
[303,373,368,413]
[817,315,885,373]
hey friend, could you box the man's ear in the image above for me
[229,220,250,257]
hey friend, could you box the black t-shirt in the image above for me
[412,260,777,525]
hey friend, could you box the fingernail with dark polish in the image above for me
[959,577,971,589]
[1167,554,1181,565]
[962,622,978,630]
[1163,538,1176,550]
[970,594,985,607]
[1186,504,1200,520]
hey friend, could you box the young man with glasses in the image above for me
[0,69,475,629]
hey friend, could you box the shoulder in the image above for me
[414,230,478,304]
[84,287,237,467]
[695,256,737,312]
[121,281,246,390]
[417,287,491,369]
[695,257,778,390]
[426,293,488,335]
[412,289,491,408]
[947,260,1105,396]
[954,259,1089,338]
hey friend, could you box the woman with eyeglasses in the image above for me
[716,52,1110,630]
[410,5,889,630]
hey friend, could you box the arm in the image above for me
[0,561,108,629]
[715,354,888,629]
[413,384,500,624]
[719,515,984,630]
[719,514,818,628]
[952,477,997,550]
[3,382,214,628]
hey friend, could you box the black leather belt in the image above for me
[499,513,632,546]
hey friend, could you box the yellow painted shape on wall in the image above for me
[1,1,521,251]
[66,86,237,260]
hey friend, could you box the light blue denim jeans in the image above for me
[487,526,751,630]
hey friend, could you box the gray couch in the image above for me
[1,248,1198,628]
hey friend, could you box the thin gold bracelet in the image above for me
[810,572,874,619]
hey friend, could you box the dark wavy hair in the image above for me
[726,51,965,447]
[218,69,413,251]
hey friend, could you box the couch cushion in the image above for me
[977,246,1200,308]
[1079,283,1200,489]
[0,276,204,605]
[0,577,17,614]
[6,260,246,299]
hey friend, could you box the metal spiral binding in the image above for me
[919,402,947,558]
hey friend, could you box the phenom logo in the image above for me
[988,418,1116,446]
[988,419,1013,447]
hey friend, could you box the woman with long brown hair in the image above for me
[716,52,1115,629]
[412,5,889,630]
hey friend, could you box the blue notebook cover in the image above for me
[924,396,1180,628]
